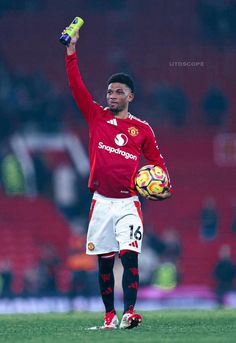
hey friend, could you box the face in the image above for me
[106,82,134,114]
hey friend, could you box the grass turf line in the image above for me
[0,310,235,343]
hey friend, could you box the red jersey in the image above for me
[66,52,172,198]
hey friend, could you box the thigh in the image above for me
[115,200,143,253]
[86,198,119,255]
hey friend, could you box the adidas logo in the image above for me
[129,241,138,248]
[107,119,118,126]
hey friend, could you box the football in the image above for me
[135,165,168,197]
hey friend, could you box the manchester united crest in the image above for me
[128,127,139,137]
[88,242,95,251]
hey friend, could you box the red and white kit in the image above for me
[66,52,172,254]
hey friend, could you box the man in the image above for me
[64,28,172,329]
[213,245,236,307]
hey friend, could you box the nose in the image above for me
[110,94,117,101]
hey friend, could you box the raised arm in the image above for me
[65,29,100,124]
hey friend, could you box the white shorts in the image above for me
[86,192,143,255]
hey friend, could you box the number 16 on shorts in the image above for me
[127,224,143,250]
[129,225,142,241]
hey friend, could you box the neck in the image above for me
[113,109,129,119]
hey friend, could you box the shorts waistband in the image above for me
[93,192,139,203]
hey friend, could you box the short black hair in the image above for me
[107,73,134,93]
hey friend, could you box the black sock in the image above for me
[98,255,115,313]
[121,251,139,313]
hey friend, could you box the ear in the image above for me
[128,93,134,103]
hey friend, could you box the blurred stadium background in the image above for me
[0,0,236,313]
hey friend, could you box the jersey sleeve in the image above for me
[65,52,101,124]
[142,125,173,191]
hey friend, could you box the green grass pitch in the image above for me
[0,310,235,343]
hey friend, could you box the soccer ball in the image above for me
[135,165,168,198]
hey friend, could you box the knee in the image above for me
[98,252,116,270]
[120,250,138,268]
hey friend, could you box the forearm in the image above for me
[67,44,76,56]
[143,130,173,192]
[144,146,170,184]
